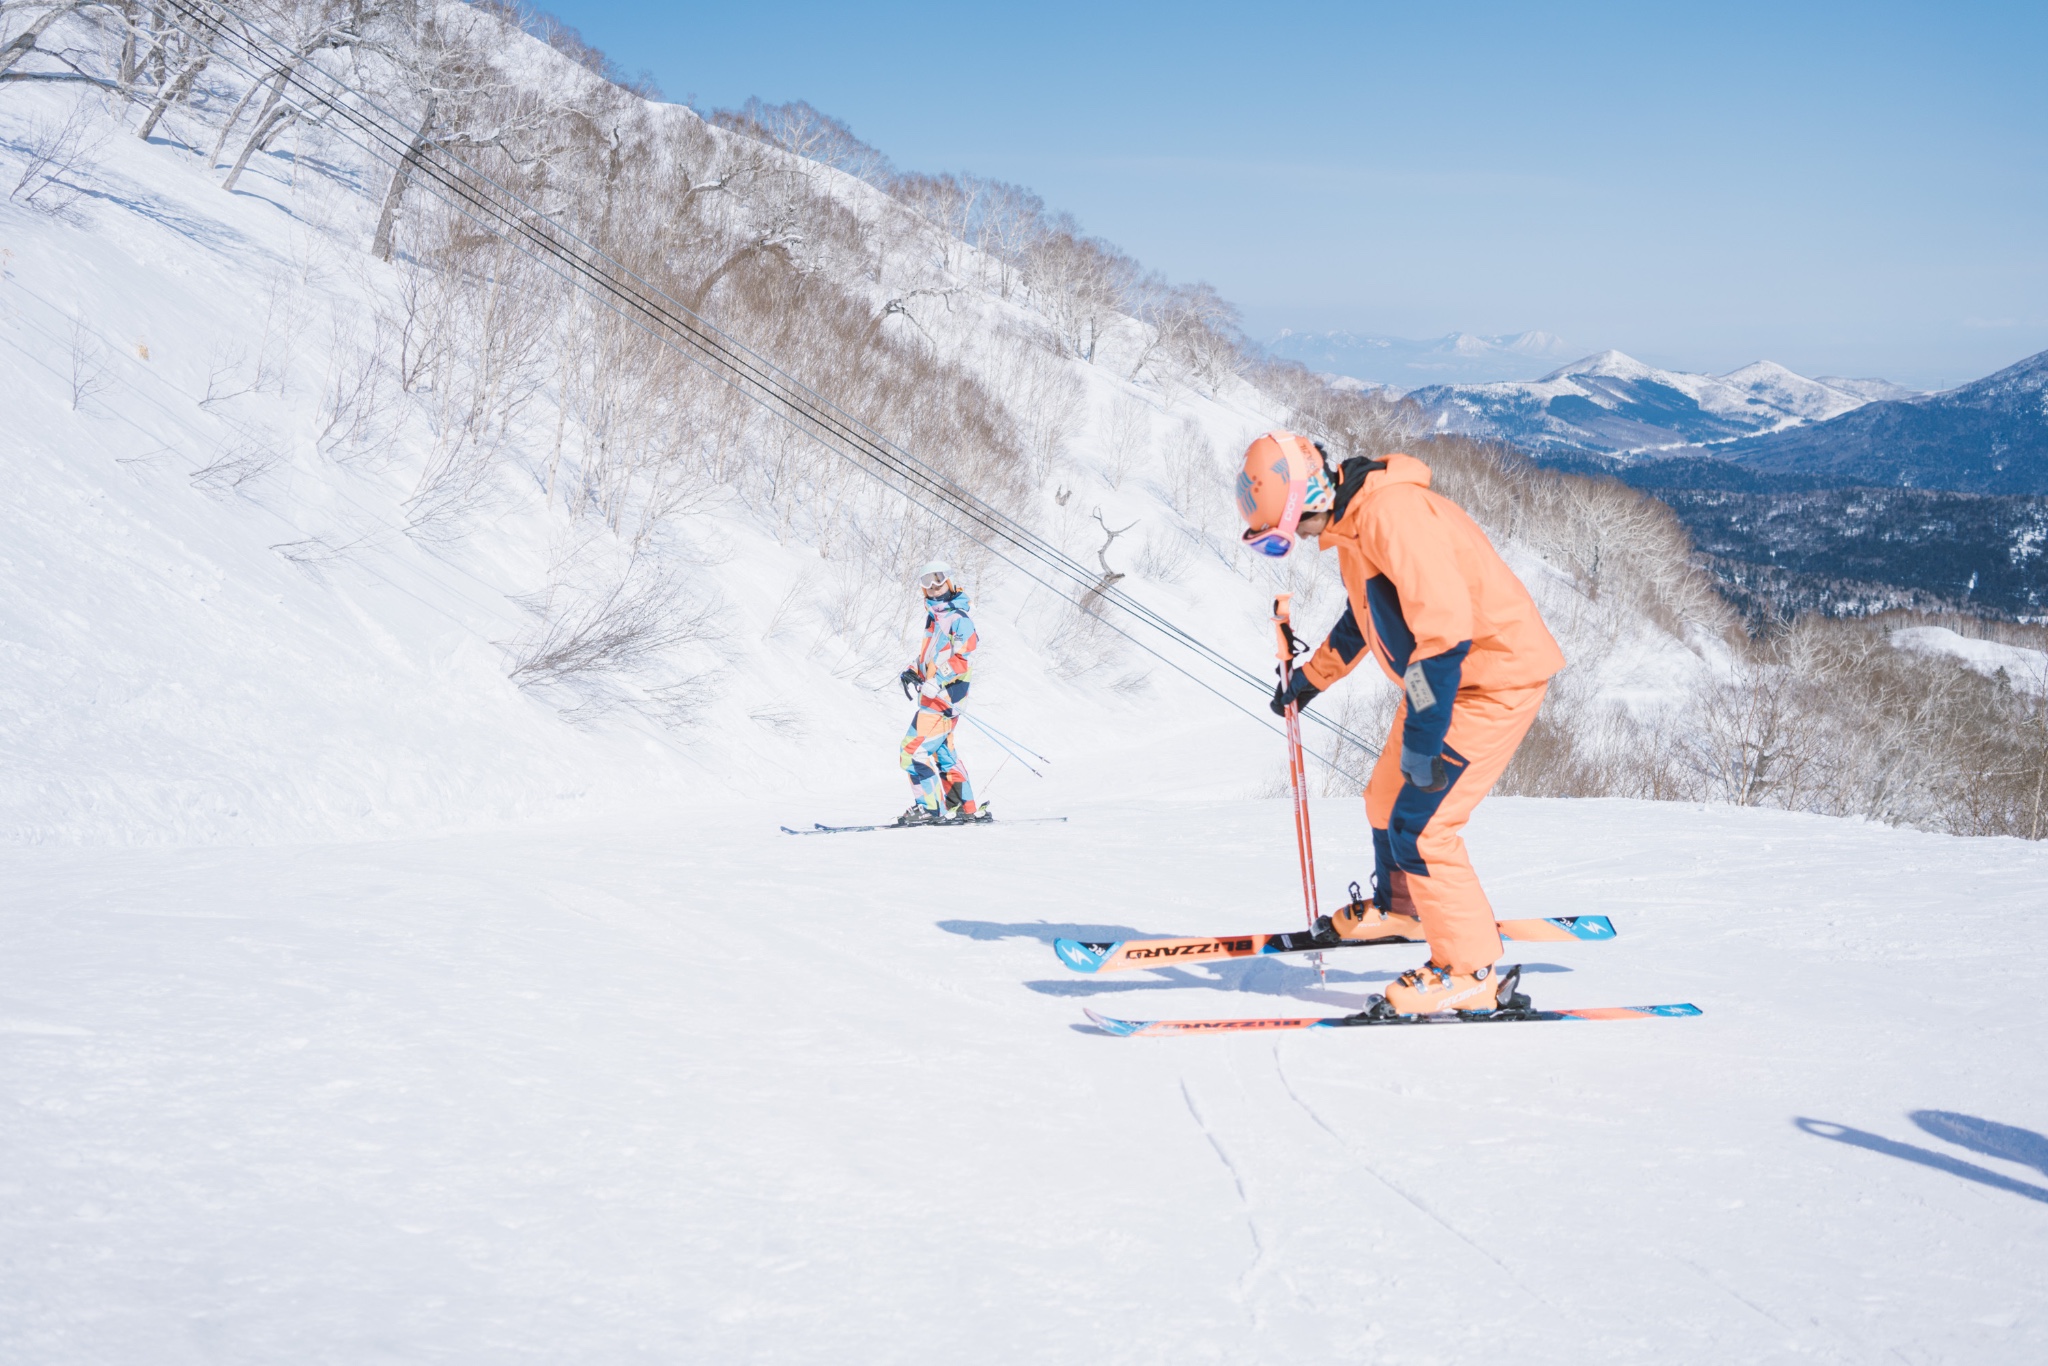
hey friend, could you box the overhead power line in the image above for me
[153,0,1380,778]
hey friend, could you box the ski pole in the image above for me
[1275,594,1325,985]
[964,714,1050,766]
[963,715,1046,777]
[979,752,1015,800]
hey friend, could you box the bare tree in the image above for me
[507,558,718,688]
[369,94,433,260]
[1126,277,1243,389]
[133,27,211,143]
[1159,417,1221,522]
[189,433,281,494]
[7,93,106,210]
[1101,392,1151,489]
[66,315,107,409]
[716,97,891,185]
[215,5,376,194]
[1088,507,1135,588]
[1022,217,1137,363]
[0,0,96,79]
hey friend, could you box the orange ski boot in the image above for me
[1375,962,1526,1017]
[1312,879,1424,945]
[1327,896,1424,944]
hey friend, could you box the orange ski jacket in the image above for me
[1300,453,1564,756]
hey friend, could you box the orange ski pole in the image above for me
[1273,596,1323,981]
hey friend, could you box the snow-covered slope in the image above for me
[1813,374,1918,405]
[1892,626,2048,695]
[2,797,2043,1363]
[0,73,1299,843]
[1409,352,1913,458]
[0,64,1714,847]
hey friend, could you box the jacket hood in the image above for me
[1377,452,1432,489]
[1324,452,1431,537]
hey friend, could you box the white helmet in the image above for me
[915,560,953,593]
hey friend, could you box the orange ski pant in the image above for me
[1365,681,1548,974]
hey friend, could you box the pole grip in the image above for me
[1272,593,1293,668]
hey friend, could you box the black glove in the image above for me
[1270,671,1321,717]
[899,668,923,701]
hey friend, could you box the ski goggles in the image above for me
[1240,474,1307,558]
[919,571,950,591]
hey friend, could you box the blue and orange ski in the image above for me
[1054,914,1615,974]
[1084,1001,1700,1036]
[781,816,1067,835]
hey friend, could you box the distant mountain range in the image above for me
[1267,330,1580,386]
[1598,347,2048,620]
[1680,349,2048,495]
[1320,337,2048,618]
[1407,351,1918,459]
[1399,344,2048,619]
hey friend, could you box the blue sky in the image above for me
[535,1,2044,389]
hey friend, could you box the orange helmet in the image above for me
[1235,430,1334,557]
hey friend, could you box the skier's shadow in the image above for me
[1796,1113,2048,1205]
[1911,1110,2048,1177]
[1029,960,1574,1001]
[939,918,1577,1004]
[1057,969,1431,1026]
[937,918,1166,945]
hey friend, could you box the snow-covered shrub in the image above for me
[4,89,104,211]
[505,542,723,721]
[1157,415,1222,524]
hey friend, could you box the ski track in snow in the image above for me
[1269,1044,1561,1324]
[1178,1076,1267,1327]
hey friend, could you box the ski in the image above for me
[1054,914,1615,974]
[1085,1001,1701,1036]
[780,816,1069,836]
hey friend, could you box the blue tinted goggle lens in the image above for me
[1244,529,1294,558]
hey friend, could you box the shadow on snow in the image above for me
[1911,1110,2048,1178]
[1023,959,1576,999]
[1796,1115,2048,1206]
[937,918,1163,945]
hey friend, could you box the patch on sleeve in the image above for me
[1403,661,1437,713]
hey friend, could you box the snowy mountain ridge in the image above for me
[1698,346,2048,494]
[1408,350,1917,458]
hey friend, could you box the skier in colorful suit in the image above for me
[894,562,987,826]
[1236,431,1566,1016]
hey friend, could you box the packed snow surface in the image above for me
[2,797,2044,1364]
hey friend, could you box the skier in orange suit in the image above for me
[1236,431,1565,1015]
